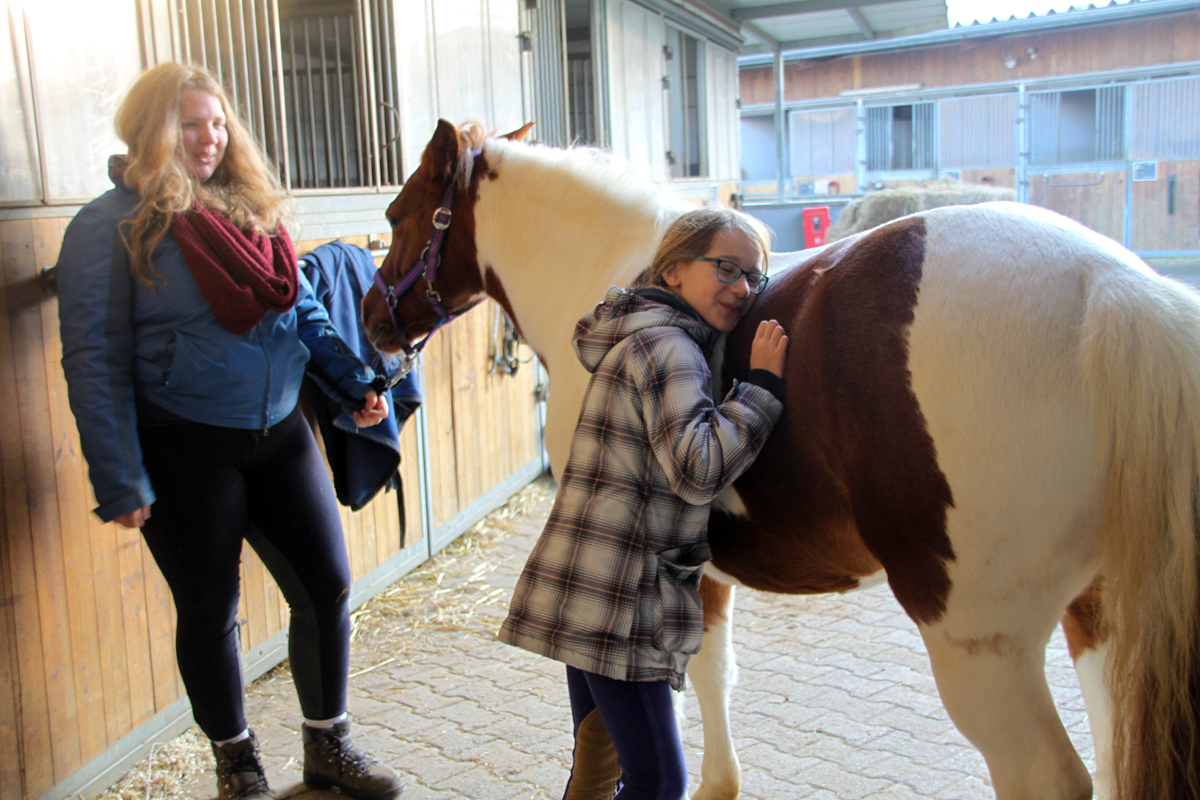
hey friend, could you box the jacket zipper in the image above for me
[257,326,272,435]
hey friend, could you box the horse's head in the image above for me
[362,119,533,359]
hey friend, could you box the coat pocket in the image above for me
[650,545,707,654]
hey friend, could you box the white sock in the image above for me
[213,729,250,747]
[304,712,348,729]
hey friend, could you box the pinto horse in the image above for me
[363,119,1200,800]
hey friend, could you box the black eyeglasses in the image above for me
[694,257,769,294]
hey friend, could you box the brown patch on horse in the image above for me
[711,217,955,624]
[700,575,733,630]
[1062,580,1108,660]
[483,268,525,340]
[365,120,488,351]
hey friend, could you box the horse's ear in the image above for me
[421,118,461,180]
[501,122,535,142]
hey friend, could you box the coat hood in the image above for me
[572,286,719,373]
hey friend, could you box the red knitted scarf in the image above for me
[171,203,298,335]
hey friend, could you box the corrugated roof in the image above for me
[736,0,1200,65]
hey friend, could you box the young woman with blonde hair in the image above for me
[56,63,402,800]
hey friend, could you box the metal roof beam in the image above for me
[738,0,1200,65]
[741,20,780,49]
[846,7,876,38]
[730,0,897,21]
[740,32,876,57]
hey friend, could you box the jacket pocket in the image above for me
[650,545,707,654]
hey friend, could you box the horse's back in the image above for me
[720,201,1193,625]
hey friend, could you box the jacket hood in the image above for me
[572,286,719,373]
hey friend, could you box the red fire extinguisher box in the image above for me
[802,206,831,248]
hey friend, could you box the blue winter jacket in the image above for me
[57,171,377,522]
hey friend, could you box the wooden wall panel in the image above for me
[399,420,423,551]
[451,307,488,510]
[424,326,460,531]
[33,217,110,765]
[0,518,20,800]
[1132,160,1200,251]
[738,13,1200,105]
[85,482,134,748]
[443,303,539,516]
[0,224,52,799]
[1028,171,1126,243]
[0,220,438,800]
[2,218,79,791]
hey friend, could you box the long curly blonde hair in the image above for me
[115,63,290,287]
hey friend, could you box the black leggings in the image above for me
[137,404,351,741]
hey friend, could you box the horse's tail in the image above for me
[1082,260,1200,800]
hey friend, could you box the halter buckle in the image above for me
[432,206,452,230]
[426,287,443,304]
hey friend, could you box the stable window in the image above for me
[789,106,857,178]
[866,102,935,173]
[1028,86,1124,166]
[664,26,706,178]
[1129,75,1200,161]
[1,3,143,203]
[938,93,1017,169]
[177,0,401,190]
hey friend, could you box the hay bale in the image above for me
[826,178,1016,242]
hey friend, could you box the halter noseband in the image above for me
[371,156,482,387]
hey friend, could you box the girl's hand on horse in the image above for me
[354,390,390,428]
[115,505,151,529]
[750,319,789,379]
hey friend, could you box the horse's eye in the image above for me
[386,215,399,228]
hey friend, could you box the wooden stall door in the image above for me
[1,216,171,800]
[1131,160,1200,252]
[424,301,541,540]
[0,224,419,800]
[1028,171,1127,244]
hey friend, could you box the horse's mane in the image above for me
[457,121,490,190]
[482,134,687,233]
[469,132,690,299]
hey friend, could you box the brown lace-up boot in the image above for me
[302,719,403,800]
[212,730,274,800]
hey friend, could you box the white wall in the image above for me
[603,0,668,180]
[393,0,525,181]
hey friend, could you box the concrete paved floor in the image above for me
[138,477,1095,799]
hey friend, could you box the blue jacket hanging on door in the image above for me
[300,241,423,511]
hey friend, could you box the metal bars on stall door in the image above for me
[176,0,401,190]
[177,0,288,183]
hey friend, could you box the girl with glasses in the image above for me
[500,206,788,799]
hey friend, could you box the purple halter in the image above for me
[372,162,482,380]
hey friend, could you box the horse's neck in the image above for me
[473,146,685,371]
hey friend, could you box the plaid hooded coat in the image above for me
[498,287,783,689]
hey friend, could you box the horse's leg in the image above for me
[687,576,740,800]
[1062,582,1113,800]
[919,593,1093,800]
